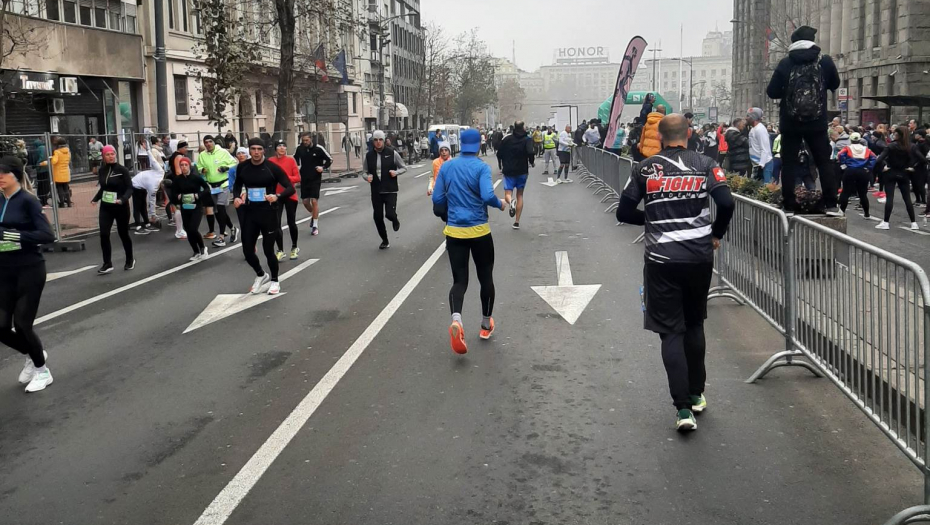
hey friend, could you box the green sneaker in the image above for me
[275,250,286,262]
[691,394,707,414]
[676,409,697,431]
[289,247,300,260]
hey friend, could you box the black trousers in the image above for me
[660,327,707,410]
[99,203,133,266]
[371,192,398,243]
[276,198,299,251]
[838,168,871,217]
[215,203,233,236]
[240,205,280,280]
[780,129,838,210]
[912,169,927,205]
[132,187,150,226]
[181,206,205,254]
[883,172,917,223]
[446,234,495,317]
[0,261,47,367]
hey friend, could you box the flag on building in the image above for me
[313,43,329,82]
[332,49,349,85]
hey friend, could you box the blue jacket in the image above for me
[431,154,501,238]
[838,144,877,171]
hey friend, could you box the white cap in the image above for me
[372,130,386,140]
[438,141,451,152]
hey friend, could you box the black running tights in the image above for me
[884,173,917,223]
[838,168,870,217]
[275,198,299,251]
[0,262,47,367]
[215,204,234,236]
[660,325,706,410]
[446,234,495,317]
[181,206,205,254]
[241,205,280,280]
[99,203,133,266]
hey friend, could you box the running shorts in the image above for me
[301,173,322,200]
[643,262,714,334]
[503,174,528,191]
[213,187,230,206]
[200,191,215,207]
[557,151,571,165]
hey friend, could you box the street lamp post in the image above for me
[670,57,694,111]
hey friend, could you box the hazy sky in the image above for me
[420,0,734,70]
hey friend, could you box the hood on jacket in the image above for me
[788,43,821,64]
[845,144,870,158]
[725,127,740,136]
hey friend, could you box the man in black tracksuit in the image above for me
[365,130,406,249]
[294,133,333,236]
[766,25,841,216]
[616,113,735,432]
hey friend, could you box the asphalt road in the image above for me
[843,189,930,274]
[0,155,923,525]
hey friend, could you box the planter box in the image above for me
[795,214,848,279]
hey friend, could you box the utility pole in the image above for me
[153,0,168,133]
[650,45,662,92]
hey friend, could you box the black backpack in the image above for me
[786,57,824,122]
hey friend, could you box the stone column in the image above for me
[820,0,833,55]
[840,0,852,55]
[830,0,843,56]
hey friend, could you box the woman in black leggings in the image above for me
[169,157,211,260]
[0,156,56,392]
[92,145,134,273]
[875,126,922,231]
[275,197,299,258]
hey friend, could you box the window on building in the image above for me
[95,6,106,27]
[701,70,706,78]
[62,0,76,22]
[856,77,863,111]
[174,76,189,116]
[721,68,727,76]
[192,4,202,34]
[168,0,174,29]
[889,0,897,45]
[887,75,894,96]
[871,76,879,106]
[46,0,60,20]
[79,2,90,25]
[871,0,881,48]
[180,0,188,32]
[857,0,866,48]
[255,89,263,115]
[663,71,668,79]
[109,9,121,30]
[126,15,135,33]
[202,78,215,116]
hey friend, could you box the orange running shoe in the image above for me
[449,320,468,354]
[479,318,495,340]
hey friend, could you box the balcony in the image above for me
[3,14,143,79]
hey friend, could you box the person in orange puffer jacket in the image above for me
[638,105,666,159]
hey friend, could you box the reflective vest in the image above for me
[543,133,557,149]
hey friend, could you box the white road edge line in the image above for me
[413,170,431,179]
[192,240,448,525]
[35,207,340,326]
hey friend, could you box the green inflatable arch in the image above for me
[598,92,673,122]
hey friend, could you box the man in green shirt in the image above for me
[197,135,239,246]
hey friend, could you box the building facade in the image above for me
[732,0,930,126]
[386,0,424,129]
[536,48,621,124]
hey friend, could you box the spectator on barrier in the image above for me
[638,104,666,159]
[225,133,238,156]
[49,137,73,208]
[13,140,28,167]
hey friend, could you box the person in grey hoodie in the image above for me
[831,126,850,194]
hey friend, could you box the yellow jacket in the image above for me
[532,130,542,143]
[638,112,663,158]
[50,147,72,183]
[429,156,448,192]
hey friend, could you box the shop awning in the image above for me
[386,102,409,118]
[862,95,930,122]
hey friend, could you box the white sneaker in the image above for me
[876,221,890,230]
[267,281,281,295]
[25,367,53,392]
[250,273,271,294]
[189,253,201,262]
[175,230,188,239]
[564,178,573,183]
[201,247,209,259]
[911,222,920,231]
[18,351,48,384]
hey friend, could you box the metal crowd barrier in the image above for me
[575,146,632,214]
[578,153,930,522]
[710,203,930,525]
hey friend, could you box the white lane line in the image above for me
[192,240,447,525]
[413,170,431,179]
[47,265,97,282]
[898,226,930,236]
[35,207,340,326]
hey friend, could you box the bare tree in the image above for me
[413,22,448,128]
[449,30,496,125]
[0,0,45,133]
[497,78,525,125]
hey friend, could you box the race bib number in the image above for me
[210,186,223,195]
[0,241,21,252]
[181,193,197,210]
[247,187,266,202]
[102,191,118,204]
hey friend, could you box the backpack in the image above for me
[786,57,824,122]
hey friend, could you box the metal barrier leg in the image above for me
[707,285,745,305]
[605,203,619,213]
[882,505,930,525]
[744,349,822,383]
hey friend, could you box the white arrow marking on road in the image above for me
[47,265,96,282]
[531,251,601,325]
[321,186,358,196]
[184,258,319,334]
[541,176,559,187]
